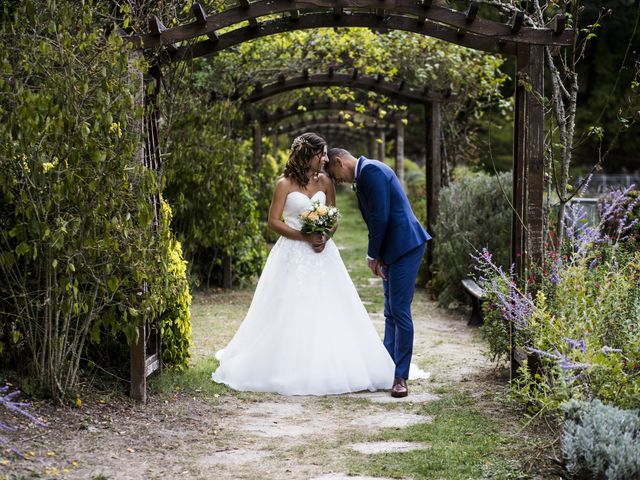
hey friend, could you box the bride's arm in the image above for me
[268,178,319,245]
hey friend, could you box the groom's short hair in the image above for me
[327,148,350,163]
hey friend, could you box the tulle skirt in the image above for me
[212,236,395,395]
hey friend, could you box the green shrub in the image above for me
[561,399,640,480]
[0,1,193,400]
[163,101,270,287]
[434,168,512,306]
[159,202,192,371]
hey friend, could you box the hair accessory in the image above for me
[291,135,310,151]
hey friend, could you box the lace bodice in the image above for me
[283,190,326,230]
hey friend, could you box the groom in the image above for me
[325,149,431,398]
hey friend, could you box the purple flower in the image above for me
[601,346,622,354]
[527,347,562,360]
[0,385,47,458]
[563,337,587,353]
[558,357,590,370]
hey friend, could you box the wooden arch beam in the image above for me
[171,12,518,61]
[269,114,391,136]
[130,0,574,53]
[285,124,385,138]
[248,100,398,125]
[246,72,450,105]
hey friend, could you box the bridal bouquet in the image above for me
[300,201,340,235]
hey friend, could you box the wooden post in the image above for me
[130,323,147,402]
[395,116,405,186]
[512,48,527,281]
[253,121,263,169]
[425,102,441,279]
[511,44,545,379]
[369,134,377,159]
[127,48,148,403]
[525,45,545,283]
[378,129,386,161]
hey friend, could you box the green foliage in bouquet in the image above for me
[0,1,186,400]
[434,168,512,306]
[560,399,640,480]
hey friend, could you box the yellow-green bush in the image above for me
[159,202,192,371]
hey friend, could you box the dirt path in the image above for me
[3,286,509,480]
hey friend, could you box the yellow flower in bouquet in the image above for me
[300,200,340,235]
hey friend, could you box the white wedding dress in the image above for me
[211,190,396,395]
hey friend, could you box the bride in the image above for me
[211,132,395,395]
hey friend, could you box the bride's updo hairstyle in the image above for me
[283,132,327,187]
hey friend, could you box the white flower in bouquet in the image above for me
[300,200,340,235]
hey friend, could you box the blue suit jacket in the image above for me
[355,157,431,265]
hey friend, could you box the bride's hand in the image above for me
[304,232,326,253]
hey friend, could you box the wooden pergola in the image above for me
[243,69,452,258]
[127,0,574,400]
[257,104,398,167]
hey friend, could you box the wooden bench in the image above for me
[461,279,485,327]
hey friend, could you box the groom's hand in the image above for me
[367,258,387,280]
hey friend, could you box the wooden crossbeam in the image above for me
[328,66,335,77]
[352,68,358,79]
[148,15,165,36]
[250,100,394,125]
[511,11,525,34]
[271,116,389,135]
[192,3,207,24]
[147,15,179,52]
[303,68,310,79]
[169,13,525,61]
[289,9,300,20]
[129,0,575,53]
[245,72,454,105]
[465,2,479,24]
[333,6,343,17]
[551,14,566,35]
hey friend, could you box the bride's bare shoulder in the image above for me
[275,176,294,191]
[317,173,334,188]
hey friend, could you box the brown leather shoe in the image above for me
[391,377,408,398]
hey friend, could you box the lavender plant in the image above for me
[475,186,640,411]
[0,385,47,457]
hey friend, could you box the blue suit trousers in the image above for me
[382,242,426,380]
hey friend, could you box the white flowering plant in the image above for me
[300,201,340,236]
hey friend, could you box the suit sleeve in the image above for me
[359,165,390,260]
